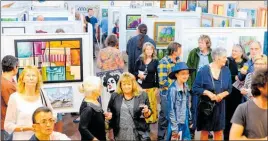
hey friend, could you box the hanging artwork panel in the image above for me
[126,15,141,30]
[154,22,175,47]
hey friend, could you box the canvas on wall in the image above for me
[102,8,108,18]
[187,1,196,11]
[231,19,245,27]
[1,18,18,21]
[213,17,229,27]
[43,86,73,108]
[15,38,83,83]
[213,4,224,16]
[96,69,123,112]
[154,22,175,47]
[126,15,141,30]
[240,8,257,27]
[197,0,208,13]
[201,16,213,27]
[239,36,257,56]
[180,0,187,11]
[227,3,236,17]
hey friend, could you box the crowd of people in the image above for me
[1,8,267,141]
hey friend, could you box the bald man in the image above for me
[36,15,44,21]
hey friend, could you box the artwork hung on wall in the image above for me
[182,35,199,62]
[257,7,267,27]
[157,49,169,60]
[213,4,224,16]
[201,16,213,27]
[239,8,257,27]
[43,86,73,108]
[227,3,236,17]
[75,5,100,17]
[231,19,245,27]
[102,8,108,18]
[239,36,257,56]
[1,18,18,21]
[154,22,175,47]
[180,0,187,11]
[96,69,123,111]
[113,11,120,24]
[210,36,228,49]
[15,38,83,83]
[213,17,229,27]
[2,27,25,34]
[197,0,208,13]
[264,31,268,56]
[126,15,141,30]
[187,1,196,11]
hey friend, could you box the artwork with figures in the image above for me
[154,22,175,47]
[239,36,257,56]
[96,69,123,111]
[197,0,208,13]
[201,16,213,27]
[15,38,83,83]
[126,15,141,30]
[239,8,257,27]
[213,17,229,27]
[227,3,236,17]
[43,86,73,108]
[34,25,74,33]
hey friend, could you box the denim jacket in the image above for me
[168,81,192,132]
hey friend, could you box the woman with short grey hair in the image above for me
[192,47,232,140]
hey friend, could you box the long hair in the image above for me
[140,42,157,62]
[116,72,142,96]
[233,44,249,60]
[138,24,147,48]
[17,66,43,95]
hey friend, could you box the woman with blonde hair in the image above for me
[4,66,55,140]
[78,76,112,141]
[108,72,152,140]
[134,42,159,123]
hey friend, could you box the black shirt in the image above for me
[78,101,106,141]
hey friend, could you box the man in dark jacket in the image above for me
[186,35,213,139]
[126,24,156,75]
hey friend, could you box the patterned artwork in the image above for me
[239,36,257,56]
[15,38,83,83]
[126,15,141,30]
[43,86,73,108]
[154,22,176,47]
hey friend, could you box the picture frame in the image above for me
[14,38,83,83]
[213,4,224,16]
[227,3,236,17]
[197,0,208,13]
[239,8,257,27]
[101,8,108,18]
[113,11,119,24]
[154,22,175,47]
[43,86,73,108]
[180,0,187,11]
[231,19,245,27]
[201,16,213,27]
[239,36,257,56]
[187,1,197,11]
[257,7,267,27]
[2,27,25,34]
[213,17,229,27]
[126,14,141,30]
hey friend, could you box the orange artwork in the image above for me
[180,0,187,11]
[213,4,224,16]
[257,7,267,27]
[160,0,166,8]
[71,49,80,66]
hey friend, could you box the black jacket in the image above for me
[107,92,151,136]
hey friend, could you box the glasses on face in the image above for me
[35,119,55,126]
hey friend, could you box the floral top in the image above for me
[97,47,124,71]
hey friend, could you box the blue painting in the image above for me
[17,42,33,58]
[264,32,268,56]
[43,86,73,108]
[227,3,236,17]
[240,8,257,27]
[197,1,208,13]
[46,67,65,81]
[187,1,197,11]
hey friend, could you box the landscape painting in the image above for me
[154,22,175,47]
[43,86,73,108]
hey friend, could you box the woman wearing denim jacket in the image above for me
[167,62,195,140]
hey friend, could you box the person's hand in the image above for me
[141,105,149,113]
[93,137,98,141]
[235,75,239,81]
[138,73,145,80]
[240,68,247,75]
[171,132,179,140]
[104,112,112,120]
[206,91,217,101]
[240,88,248,95]
[215,95,223,103]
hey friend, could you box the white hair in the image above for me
[211,47,227,61]
[78,76,101,96]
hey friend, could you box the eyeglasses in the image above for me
[35,119,55,125]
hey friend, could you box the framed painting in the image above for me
[2,27,25,34]
[1,18,18,21]
[126,15,141,30]
[239,36,257,56]
[180,0,187,11]
[157,49,168,60]
[154,22,175,47]
[43,86,73,108]
[213,4,224,16]
[14,38,83,83]
[213,17,229,27]
[102,8,108,18]
[187,1,196,11]
[197,0,208,13]
[240,8,257,27]
[257,7,267,27]
[231,19,245,27]
[264,31,268,56]
[201,16,213,27]
[227,3,236,17]
[113,11,119,24]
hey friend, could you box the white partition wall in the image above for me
[29,9,73,21]
[179,27,267,62]
[1,32,93,113]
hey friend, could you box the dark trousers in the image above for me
[157,90,168,140]
[101,32,108,48]
[93,36,97,57]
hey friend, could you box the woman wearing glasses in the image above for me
[192,47,232,140]
[224,44,248,140]
[4,66,55,140]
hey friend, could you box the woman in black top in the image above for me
[78,76,112,141]
[224,44,248,140]
[107,72,152,141]
[134,42,159,123]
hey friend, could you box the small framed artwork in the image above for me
[201,16,213,27]
[257,7,267,27]
[227,3,236,17]
[213,4,224,16]
[231,19,245,27]
[187,1,197,11]
[154,22,175,47]
[180,0,187,11]
[239,8,257,27]
[213,17,229,27]
[197,0,208,13]
[43,86,73,108]
[102,8,108,18]
[2,27,25,34]
[126,15,141,30]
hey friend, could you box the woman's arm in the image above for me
[142,92,152,118]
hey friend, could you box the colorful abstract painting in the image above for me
[239,36,257,56]
[154,22,175,47]
[14,38,83,83]
[43,86,73,108]
[126,15,141,30]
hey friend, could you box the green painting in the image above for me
[1,18,18,21]
[102,9,108,18]
[126,15,141,30]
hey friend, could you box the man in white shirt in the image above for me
[29,107,70,141]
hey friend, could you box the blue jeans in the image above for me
[1,130,12,140]
[158,90,168,140]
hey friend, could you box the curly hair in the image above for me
[251,69,268,97]
[116,72,142,96]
